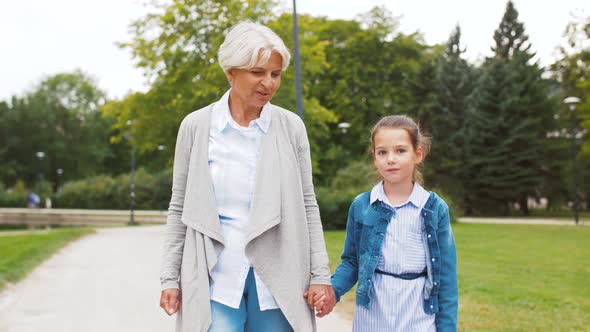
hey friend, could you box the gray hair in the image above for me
[218,22,291,72]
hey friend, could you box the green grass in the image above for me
[325,223,590,331]
[0,227,94,290]
[528,209,590,219]
[481,209,590,222]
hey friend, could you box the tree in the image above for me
[104,1,343,178]
[104,0,279,156]
[421,25,475,208]
[0,70,113,191]
[464,1,557,215]
[267,14,338,175]
[307,7,428,184]
[0,100,18,182]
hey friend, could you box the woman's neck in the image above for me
[383,180,414,206]
[228,93,261,127]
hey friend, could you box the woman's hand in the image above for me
[160,288,181,316]
[303,284,336,317]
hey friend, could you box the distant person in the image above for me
[27,192,40,208]
[318,115,458,331]
[159,21,334,331]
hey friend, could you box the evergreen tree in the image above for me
[465,1,555,215]
[465,60,515,214]
[426,25,475,207]
[491,1,531,60]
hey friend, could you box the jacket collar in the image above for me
[421,192,441,229]
[423,192,440,213]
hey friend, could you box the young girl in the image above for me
[326,115,458,331]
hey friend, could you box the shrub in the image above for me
[0,190,27,208]
[55,175,117,209]
[317,160,375,229]
[54,168,172,209]
[0,180,44,208]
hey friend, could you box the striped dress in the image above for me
[353,182,436,332]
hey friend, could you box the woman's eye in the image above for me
[271,73,280,78]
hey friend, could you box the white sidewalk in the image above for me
[0,226,351,332]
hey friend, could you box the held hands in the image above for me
[160,288,181,316]
[303,284,336,318]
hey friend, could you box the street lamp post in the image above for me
[338,122,351,134]
[292,0,303,120]
[338,122,351,170]
[56,168,64,193]
[35,151,45,190]
[130,144,136,225]
[564,96,581,225]
[126,120,137,226]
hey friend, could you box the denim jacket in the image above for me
[331,190,458,332]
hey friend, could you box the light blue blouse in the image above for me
[207,89,278,310]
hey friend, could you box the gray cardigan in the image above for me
[160,103,331,332]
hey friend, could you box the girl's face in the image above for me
[373,128,423,187]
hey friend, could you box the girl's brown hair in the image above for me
[370,115,431,184]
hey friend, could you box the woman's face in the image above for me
[225,52,283,112]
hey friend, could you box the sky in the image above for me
[0,0,587,101]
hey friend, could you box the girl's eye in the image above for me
[377,150,387,155]
[397,149,406,154]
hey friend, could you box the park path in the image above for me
[0,225,351,332]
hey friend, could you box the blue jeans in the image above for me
[209,268,293,332]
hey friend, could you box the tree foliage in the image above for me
[103,0,279,154]
[551,14,590,209]
[3,1,589,216]
[419,25,475,209]
[305,9,428,183]
[104,1,340,175]
[0,70,114,190]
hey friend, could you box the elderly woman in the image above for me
[159,22,335,332]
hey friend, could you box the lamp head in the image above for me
[563,96,581,105]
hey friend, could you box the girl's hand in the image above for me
[160,288,181,316]
[304,285,336,317]
[305,290,326,308]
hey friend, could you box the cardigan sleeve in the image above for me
[160,115,193,290]
[295,119,331,285]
